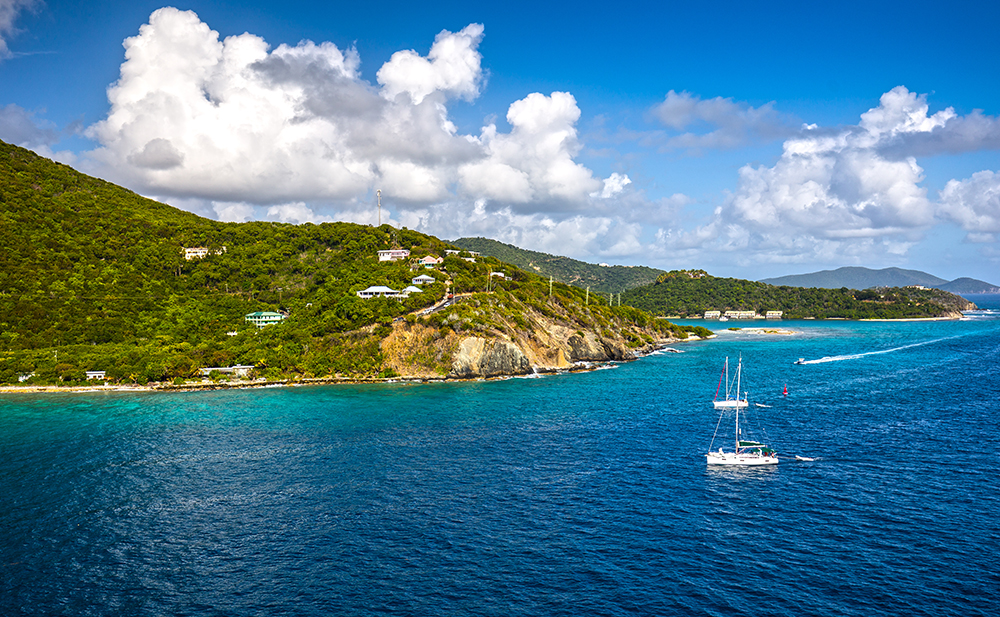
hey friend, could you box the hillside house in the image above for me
[378,249,410,262]
[445,249,480,257]
[199,365,254,377]
[402,286,423,294]
[412,274,436,285]
[245,311,286,327]
[183,246,226,260]
[418,255,443,267]
[357,285,403,298]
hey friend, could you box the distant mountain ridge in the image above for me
[451,237,664,294]
[760,267,1000,294]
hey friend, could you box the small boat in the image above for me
[794,358,806,365]
[794,455,815,462]
[706,356,779,466]
[755,403,772,408]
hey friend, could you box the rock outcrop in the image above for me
[449,337,532,378]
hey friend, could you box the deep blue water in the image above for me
[3,307,1000,616]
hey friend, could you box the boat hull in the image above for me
[706,451,779,466]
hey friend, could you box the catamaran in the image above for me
[707,356,778,466]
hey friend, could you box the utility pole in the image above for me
[585,286,589,305]
[377,189,381,226]
[549,276,553,300]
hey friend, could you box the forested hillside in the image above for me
[1,140,697,386]
[452,237,664,293]
[622,270,975,319]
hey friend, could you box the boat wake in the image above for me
[795,335,962,365]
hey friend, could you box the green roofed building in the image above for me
[245,311,286,327]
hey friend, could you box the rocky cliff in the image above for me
[380,291,697,379]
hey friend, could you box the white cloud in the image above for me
[0,103,57,147]
[717,86,957,266]
[0,0,36,58]
[939,170,1000,241]
[650,90,799,150]
[213,201,256,223]
[266,202,335,224]
[593,172,632,199]
[376,24,485,104]
[84,9,607,220]
[459,91,602,209]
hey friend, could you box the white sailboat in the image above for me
[707,356,778,466]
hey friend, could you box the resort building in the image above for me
[765,311,783,319]
[377,249,410,262]
[723,310,758,320]
[412,274,436,285]
[245,311,287,327]
[704,311,721,319]
[86,371,106,380]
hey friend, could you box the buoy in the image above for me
[783,384,788,396]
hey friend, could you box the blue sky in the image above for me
[3,0,1000,283]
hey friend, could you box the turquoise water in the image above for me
[3,306,999,615]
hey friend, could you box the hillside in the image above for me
[622,270,975,319]
[0,140,702,387]
[760,266,999,294]
[451,237,664,293]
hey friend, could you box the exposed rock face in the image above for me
[449,337,532,378]
[566,333,632,362]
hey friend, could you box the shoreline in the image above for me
[0,343,680,396]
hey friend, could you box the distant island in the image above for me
[760,267,1000,295]
[619,270,975,320]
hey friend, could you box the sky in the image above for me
[2,0,1000,283]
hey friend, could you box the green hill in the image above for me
[622,270,975,319]
[451,237,664,294]
[0,140,696,386]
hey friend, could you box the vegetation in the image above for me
[621,270,974,319]
[0,140,689,387]
[451,237,664,294]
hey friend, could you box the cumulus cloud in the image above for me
[84,8,608,221]
[939,170,1000,241]
[650,90,800,150]
[592,172,631,199]
[377,23,485,104]
[715,86,964,266]
[459,91,602,209]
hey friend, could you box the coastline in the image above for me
[0,344,677,396]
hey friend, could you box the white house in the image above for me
[445,249,480,257]
[245,311,286,327]
[377,249,410,262]
[356,285,402,298]
[412,274,436,285]
[198,365,254,377]
[86,370,106,380]
[183,246,226,260]
[402,286,423,294]
[704,311,721,319]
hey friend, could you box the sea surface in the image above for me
[3,300,999,616]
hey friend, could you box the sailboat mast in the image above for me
[735,356,741,452]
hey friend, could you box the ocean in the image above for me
[3,300,999,616]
